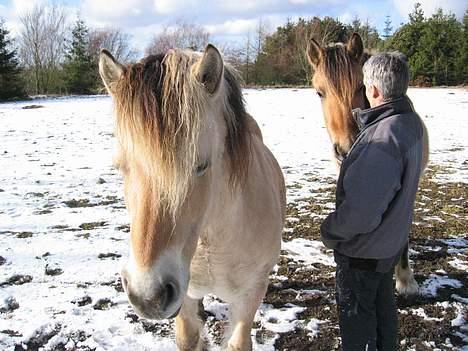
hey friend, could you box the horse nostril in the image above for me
[163,281,177,309]
[166,282,175,302]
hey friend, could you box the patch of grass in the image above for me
[79,221,107,230]
[15,232,33,239]
[98,252,122,260]
[63,199,95,208]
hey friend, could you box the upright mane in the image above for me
[317,43,370,108]
[112,49,250,213]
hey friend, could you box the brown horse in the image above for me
[307,33,429,295]
[99,45,285,350]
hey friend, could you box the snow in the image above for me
[258,304,305,333]
[0,88,467,350]
[282,238,335,267]
[420,274,463,297]
[305,318,324,338]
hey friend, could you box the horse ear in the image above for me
[307,38,323,68]
[346,33,364,62]
[99,49,124,94]
[196,44,223,94]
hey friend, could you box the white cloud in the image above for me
[125,22,166,56]
[0,5,7,18]
[338,12,353,24]
[393,0,466,19]
[153,0,199,15]
[218,0,280,13]
[82,0,151,22]
[12,0,43,16]
[205,18,258,36]
[289,0,342,4]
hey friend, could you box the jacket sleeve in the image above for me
[320,143,402,249]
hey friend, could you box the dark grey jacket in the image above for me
[321,96,424,260]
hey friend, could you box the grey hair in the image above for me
[363,52,409,101]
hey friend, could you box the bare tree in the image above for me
[252,18,269,83]
[88,28,137,63]
[296,18,319,84]
[216,41,246,80]
[18,2,67,94]
[146,20,210,55]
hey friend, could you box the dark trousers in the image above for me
[335,260,398,351]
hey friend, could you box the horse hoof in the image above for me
[396,276,419,296]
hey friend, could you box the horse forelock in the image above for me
[320,44,363,107]
[113,49,250,214]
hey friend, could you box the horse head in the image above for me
[307,33,369,163]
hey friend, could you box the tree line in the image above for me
[0,3,136,100]
[0,3,466,101]
[234,3,466,86]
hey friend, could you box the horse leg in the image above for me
[395,243,419,296]
[175,296,205,351]
[227,281,268,351]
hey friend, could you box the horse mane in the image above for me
[112,49,249,213]
[222,67,250,186]
[318,43,370,108]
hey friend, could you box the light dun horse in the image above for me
[307,33,429,295]
[99,45,285,350]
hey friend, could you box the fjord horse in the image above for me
[99,45,285,350]
[307,33,429,295]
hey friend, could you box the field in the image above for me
[0,88,467,350]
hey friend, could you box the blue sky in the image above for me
[0,0,465,53]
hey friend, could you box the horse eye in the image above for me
[195,160,210,177]
[316,91,324,98]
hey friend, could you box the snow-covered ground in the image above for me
[0,88,467,350]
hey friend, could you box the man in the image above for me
[320,52,424,350]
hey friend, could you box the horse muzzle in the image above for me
[333,143,347,162]
[121,269,182,320]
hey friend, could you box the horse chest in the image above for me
[187,239,235,299]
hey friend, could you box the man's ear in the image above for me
[196,44,223,94]
[370,84,380,99]
[99,49,125,94]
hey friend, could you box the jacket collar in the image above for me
[352,95,414,131]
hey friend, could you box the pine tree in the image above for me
[390,5,465,86]
[0,20,26,100]
[346,17,382,49]
[389,3,429,82]
[456,11,468,84]
[63,19,95,94]
[383,16,393,38]
[420,9,463,85]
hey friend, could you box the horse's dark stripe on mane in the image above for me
[141,54,166,113]
[139,54,169,145]
[323,45,357,103]
[320,44,371,110]
[118,53,168,150]
[223,68,250,184]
